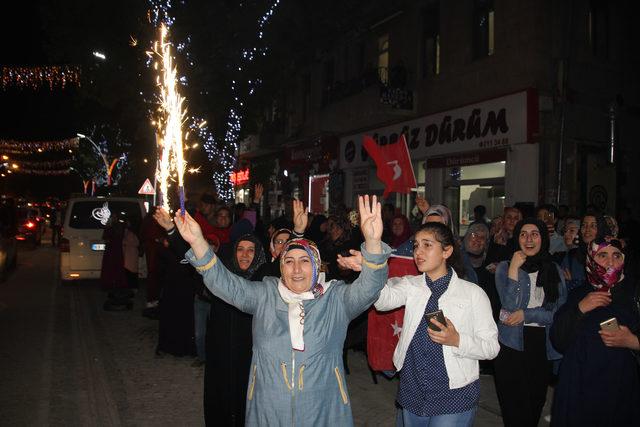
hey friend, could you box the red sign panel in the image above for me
[230,169,250,185]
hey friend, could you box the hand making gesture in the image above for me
[153,207,174,231]
[253,183,264,204]
[292,199,308,235]
[358,195,383,254]
[415,195,430,215]
[337,249,363,272]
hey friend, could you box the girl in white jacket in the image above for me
[340,222,499,426]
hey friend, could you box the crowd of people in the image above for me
[98,185,640,426]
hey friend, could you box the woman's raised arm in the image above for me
[174,210,261,314]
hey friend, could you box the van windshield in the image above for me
[69,200,143,230]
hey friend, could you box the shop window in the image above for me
[472,0,495,59]
[378,34,389,84]
[421,1,441,77]
[444,161,505,235]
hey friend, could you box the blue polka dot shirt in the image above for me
[397,267,480,416]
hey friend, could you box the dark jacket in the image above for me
[550,278,640,426]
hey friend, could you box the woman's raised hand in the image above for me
[153,207,174,231]
[292,199,308,234]
[173,210,203,244]
[415,195,430,215]
[336,249,363,272]
[358,195,383,254]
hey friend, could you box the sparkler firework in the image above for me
[150,24,187,213]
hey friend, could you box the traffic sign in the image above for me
[138,178,155,195]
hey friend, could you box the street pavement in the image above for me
[0,233,553,426]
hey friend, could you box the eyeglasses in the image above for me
[274,239,287,245]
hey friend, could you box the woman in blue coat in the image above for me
[174,195,391,426]
[493,218,567,427]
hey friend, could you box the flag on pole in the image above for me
[363,134,417,198]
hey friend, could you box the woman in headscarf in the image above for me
[424,204,458,237]
[463,223,499,319]
[203,233,266,426]
[254,228,291,280]
[172,196,390,426]
[390,213,412,249]
[493,219,567,427]
[561,214,610,292]
[463,223,490,272]
[550,238,640,426]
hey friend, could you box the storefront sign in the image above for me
[339,89,538,168]
[283,136,338,171]
[426,149,506,168]
[230,169,250,185]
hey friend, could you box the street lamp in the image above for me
[77,133,110,183]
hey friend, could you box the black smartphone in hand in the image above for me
[425,309,447,332]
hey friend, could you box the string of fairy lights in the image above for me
[145,0,281,202]
[0,137,78,178]
[1,65,81,91]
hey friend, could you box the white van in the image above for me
[60,196,148,282]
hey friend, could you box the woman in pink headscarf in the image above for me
[550,237,640,426]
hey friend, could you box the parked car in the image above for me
[59,197,148,282]
[0,201,18,281]
[16,207,45,246]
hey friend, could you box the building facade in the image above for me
[239,0,638,227]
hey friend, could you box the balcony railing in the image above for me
[321,65,411,108]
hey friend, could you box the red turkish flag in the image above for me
[363,135,417,198]
[367,255,418,372]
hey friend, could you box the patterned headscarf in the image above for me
[279,238,324,297]
[586,238,625,291]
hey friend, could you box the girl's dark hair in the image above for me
[414,222,465,278]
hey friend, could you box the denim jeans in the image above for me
[194,296,211,361]
[400,407,477,427]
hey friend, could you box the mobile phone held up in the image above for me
[599,317,620,332]
[425,309,447,332]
